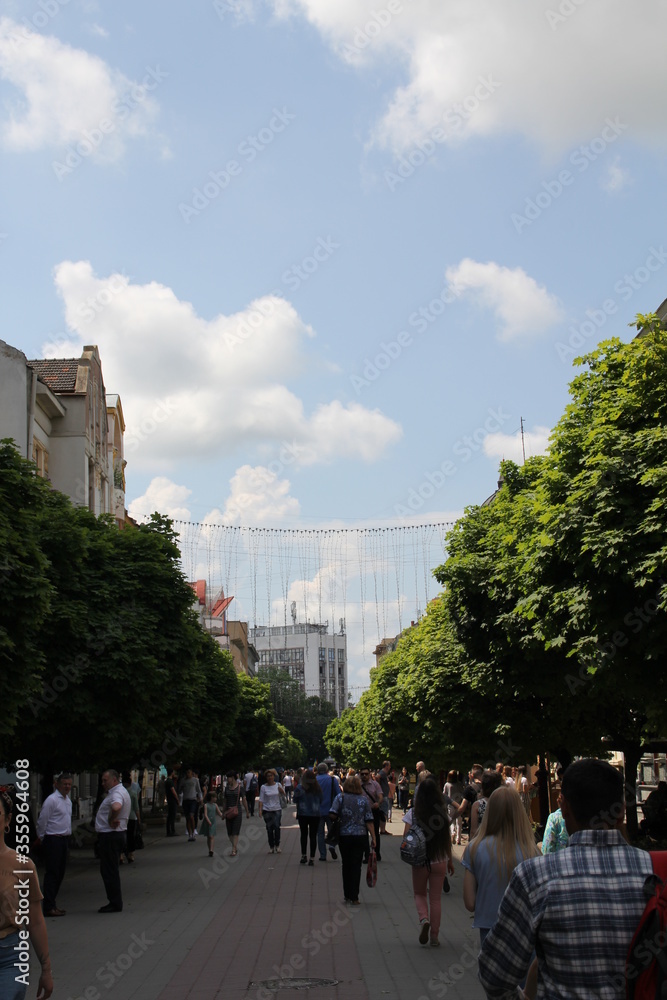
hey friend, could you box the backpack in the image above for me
[625,851,667,1000]
[249,776,258,792]
[400,822,429,869]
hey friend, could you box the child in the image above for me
[200,790,224,857]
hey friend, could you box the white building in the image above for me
[250,620,348,715]
[0,341,126,526]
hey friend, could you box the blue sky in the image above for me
[2,1,666,689]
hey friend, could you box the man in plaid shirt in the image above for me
[478,758,653,999]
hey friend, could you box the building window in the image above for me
[32,439,48,478]
[338,648,344,664]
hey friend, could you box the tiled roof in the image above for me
[27,358,81,393]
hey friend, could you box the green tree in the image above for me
[517,322,667,833]
[223,674,274,770]
[259,721,305,769]
[257,666,336,762]
[0,442,53,742]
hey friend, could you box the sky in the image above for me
[2,0,666,692]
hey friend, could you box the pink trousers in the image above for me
[412,861,448,938]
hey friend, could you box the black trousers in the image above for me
[298,816,320,857]
[97,831,126,909]
[166,799,177,835]
[42,835,69,912]
[339,835,367,902]
[246,791,256,816]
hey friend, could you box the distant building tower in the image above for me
[250,619,347,716]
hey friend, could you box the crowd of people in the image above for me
[1,754,665,999]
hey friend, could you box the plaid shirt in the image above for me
[478,829,653,999]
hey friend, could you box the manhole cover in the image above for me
[250,978,338,991]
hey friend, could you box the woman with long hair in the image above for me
[443,769,464,845]
[407,777,455,947]
[329,775,376,904]
[397,767,410,812]
[462,784,541,946]
[293,769,322,865]
[0,789,53,999]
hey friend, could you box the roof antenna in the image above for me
[520,416,526,465]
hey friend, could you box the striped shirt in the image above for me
[478,829,653,999]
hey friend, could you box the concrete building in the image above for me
[0,340,126,526]
[187,580,259,675]
[249,621,348,715]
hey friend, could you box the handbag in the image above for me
[366,847,377,888]
[325,814,340,847]
[134,827,144,850]
[278,786,288,809]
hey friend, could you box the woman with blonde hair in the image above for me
[461,784,540,946]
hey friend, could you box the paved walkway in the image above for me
[30,810,486,1000]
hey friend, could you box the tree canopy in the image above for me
[326,320,667,835]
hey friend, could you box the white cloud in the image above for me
[444,259,563,342]
[483,424,551,463]
[0,18,160,160]
[600,155,632,194]
[271,1,667,156]
[50,260,402,468]
[207,465,301,526]
[128,477,192,521]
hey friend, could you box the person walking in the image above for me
[443,769,464,845]
[462,784,540,947]
[469,769,503,841]
[35,771,72,917]
[377,761,391,835]
[181,768,203,842]
[359,766,383,861]
[258,769,285,854]
[121,773,141,864]
[200,790,224,857]
[329,775,376,905]
[405,777,455,947]
[283,771,294,803]
[164,767,180,837]
[243,769,258,817]
[397,767,410,812]
[94,769,131,913]
[316,763,341,861]
[0,789,54,999]
[294,769,322,865]
[222,771,248,856]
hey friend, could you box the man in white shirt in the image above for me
[95,769,131,913]
[36,772,73,917]
[244,770,258,816]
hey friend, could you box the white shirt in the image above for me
[37,790,72,838]
[95,783,131,833]
[259,784,283,811]
[244,772,255,790]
